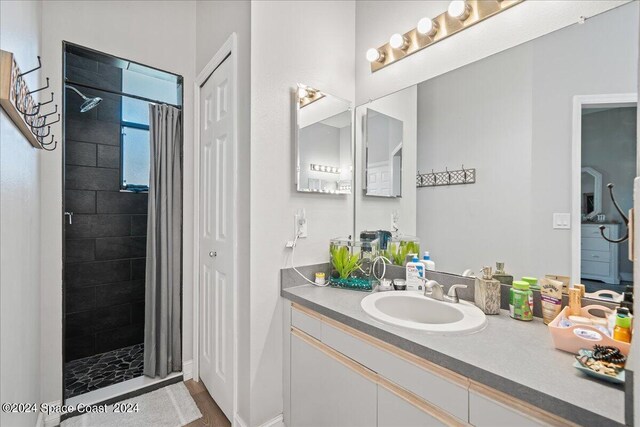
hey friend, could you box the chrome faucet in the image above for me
[420,278,467,304]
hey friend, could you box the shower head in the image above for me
[65,85,102,112]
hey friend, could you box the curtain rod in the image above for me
[64,79,182,110]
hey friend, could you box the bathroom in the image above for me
[0,1,638,427]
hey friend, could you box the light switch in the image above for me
[553,213,571,229]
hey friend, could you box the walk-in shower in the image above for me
[62,42,183,400]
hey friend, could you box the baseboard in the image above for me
[260,414,284,427]
[41,400,61,427]
[182,359,193,380]
[234,413,249,427]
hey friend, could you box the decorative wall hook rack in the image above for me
[599,183,629,244]
[417,165,475,188]
[0,50,58,150]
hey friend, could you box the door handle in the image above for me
[65,211,73,225]
[209,251,217,258]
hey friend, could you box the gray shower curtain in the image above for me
[144,104,182,378]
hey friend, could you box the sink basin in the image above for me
[361,291,487,335]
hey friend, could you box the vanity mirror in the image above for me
[354,3,638,299]
[295,84,353,194]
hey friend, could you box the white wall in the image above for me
[250,1,355,424]
[39,0,196,404]
[355,85,417,236]
[0,1,43,426]
[416,46,533,276]
[195,1,251,423]
[413,3,638,281]
[355,1,629,105]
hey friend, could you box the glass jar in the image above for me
[510,280,533,321]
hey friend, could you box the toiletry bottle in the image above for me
[522,276,539,291]
[421,251,435,271]
[622,285,634,314]
[406,256,425,291]
[492,262,513,286]
[474,266,501,315]
[509,281,533,321]
[613,307,632,343]
[568,287,582,316]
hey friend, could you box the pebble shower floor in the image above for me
[64,343,144,398]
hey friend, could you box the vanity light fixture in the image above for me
[310,163,341,174]
[389,33,409,50]
[297,84,324,108]
[416,17,438,37]
[366,48,385,63]
[368,0,523,72]
[447,1,471,21]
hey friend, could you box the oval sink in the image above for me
[361,291,487,335]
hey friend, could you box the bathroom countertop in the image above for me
[282,284,627,427]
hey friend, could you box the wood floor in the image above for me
[184,379,231,427]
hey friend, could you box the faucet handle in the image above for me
[447,284,467,297]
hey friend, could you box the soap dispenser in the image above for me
[474,266,501,315]
[492,262,513,286]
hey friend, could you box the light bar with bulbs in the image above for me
[310,164,341,174]
[366,0,523,72]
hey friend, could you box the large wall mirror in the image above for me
[295,84,353,194]
[354,2,638,299]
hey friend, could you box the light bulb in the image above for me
[366,48,383,63]
[298,87,308,99]
[417,17,437,36]
[389,33,408,50]
[448,0,471,20]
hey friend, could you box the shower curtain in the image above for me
[144,104,182,378]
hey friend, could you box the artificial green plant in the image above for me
[382,241,421,266]
[330,245,361,279]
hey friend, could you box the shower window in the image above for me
[121,125,150,190]
[119,70,179,191]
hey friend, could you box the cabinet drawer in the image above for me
[581,249,611,263]
[291,305,322,340]
[469,383,575,427]
[581,237,610,252]
[469,389,545,427]
[322,319,469,421]
[581,225,617,239]
[581,260,610,276]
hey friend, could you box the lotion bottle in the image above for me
[474,266,501,315]
[421,251,435,271]
[406,256,425,291]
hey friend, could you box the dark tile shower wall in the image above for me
[64,53,147,362]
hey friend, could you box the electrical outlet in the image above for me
[391,210,400,232]
[295,209,308,238]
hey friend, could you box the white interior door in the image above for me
[199,55,234,420]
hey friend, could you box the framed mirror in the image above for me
[580,166,602,220]
[352,3,638,300]
[365,109,403,197]
[295,84,352,194]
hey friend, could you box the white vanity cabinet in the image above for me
[290,330,377,427]
[581,223,619,284]
[285,303,574,427]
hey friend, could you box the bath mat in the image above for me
[62,382,202,427]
